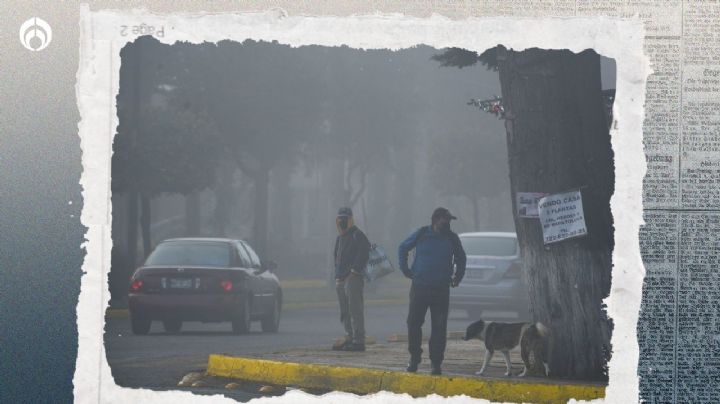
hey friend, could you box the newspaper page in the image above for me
[70,1,718,403]
[464,3,717,402]
[551,2,716,401]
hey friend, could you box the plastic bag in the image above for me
[364,244,395,282]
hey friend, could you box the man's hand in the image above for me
[350,268,362,276]
[451,276,460,287]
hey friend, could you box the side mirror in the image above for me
[261,260,278,272]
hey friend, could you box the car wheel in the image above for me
[232,296,251,334]
[261,295,281,333]
[130,314,151,335]
[163,320,182,334]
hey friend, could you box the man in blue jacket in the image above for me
[398,207,466,375]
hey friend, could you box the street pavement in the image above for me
[105,303,520,400]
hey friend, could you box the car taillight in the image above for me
[221,280,233,292]
[503,263,522,279]
[130,279,144,291]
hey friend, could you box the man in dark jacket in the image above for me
[333,207,371,351]
[398,207,466,375]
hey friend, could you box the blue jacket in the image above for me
[398,226,466,287]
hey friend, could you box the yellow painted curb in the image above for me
[207,355,605,403]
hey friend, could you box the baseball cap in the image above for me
[431,207,457,221]
[337,207,353,217]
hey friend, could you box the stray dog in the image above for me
[463,319,549,377]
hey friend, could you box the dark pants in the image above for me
[406,283,450,365]
[336,273,365,344]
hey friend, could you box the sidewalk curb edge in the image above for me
[206,354,605,403]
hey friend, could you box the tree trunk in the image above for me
[140,194,152,258]
[185,192,201,236]
[391,144,416,240]
[124,40,143,275]
[342,158,352,206]
[214,160,235,237]
[360,195,369,234]
[253,167,270,260]
[497,47,613,380]
[271,162,293,247]
[367,169,390,247]
[470,195,480,230]
[126,191,139,271]
[326,157,346,281]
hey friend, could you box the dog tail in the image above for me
[535,322,550,338]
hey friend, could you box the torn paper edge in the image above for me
[75,5,650,403]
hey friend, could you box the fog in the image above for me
[110,38,613,301]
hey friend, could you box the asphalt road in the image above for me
[105,303,519,400]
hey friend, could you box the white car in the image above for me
[450,232,530,320]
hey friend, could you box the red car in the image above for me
[128,238,282,335]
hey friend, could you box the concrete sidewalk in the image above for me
[244,339,524,377]
[207,339,606,403]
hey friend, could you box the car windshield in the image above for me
[144,242,230,267]
[460,236,517,256]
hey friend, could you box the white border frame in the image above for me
[75,5,650,403]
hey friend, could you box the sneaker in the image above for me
[431,363,442,375]
[332,339,351,351]
[405,358,420,373]
[343,342,365,352]
[343,342,366,352]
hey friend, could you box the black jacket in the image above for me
[333,226,371,280]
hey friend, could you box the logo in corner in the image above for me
[19,17,52,52]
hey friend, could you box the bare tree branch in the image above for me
[343,158,361,205]
[349,165,368,207]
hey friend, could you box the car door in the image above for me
[240,241,275,310]
[233,241,262,311]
